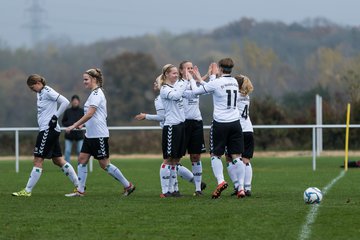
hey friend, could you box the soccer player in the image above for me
[65,68,135,197]
[135,76,175,196]
[61,95,84,163]
[190,58,245,199]
[178,61,207,196]
[12,74,79,197]
[158,64,188,198]
[136,73,205,197]
[227,75,254,197]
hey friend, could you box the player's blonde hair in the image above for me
[85,68,104,88]
[235,74,254,96]
[154,75,162,91]
[159,64,176,86]
[27,74,46,86]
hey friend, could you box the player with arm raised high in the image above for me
[157,64,188,198]
[135,75,179,196]
[178,61,207,196]
[65,68,135,197]
[12,74,79,197]
[190,58,245,199]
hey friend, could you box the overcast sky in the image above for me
[1,0,359,48]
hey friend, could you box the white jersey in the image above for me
[84,88,109,138]
[183,83,202,121]
[160,79,187,126]
[191,75,240,123]
[37,86,69,132]
[145,94,165,128]
[238,94,253,132]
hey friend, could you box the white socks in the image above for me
[25,164,79,193]
[244,162,253,191]
[62,162,79,187]
[211,156,224,184]
[176,164,194,182]
[160,163,171,194]
[77,164,88,193]
[106,163,130,188]
[192,161,203,191]
[169,166,177,193]
[25,167,42,192]
[232,158,246,191]
[226,162,239,189]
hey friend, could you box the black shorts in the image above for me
[34,129,62,159]
[243,132,254,159]
[81,137,109,160]
[210,120,243,156]
[185,119,206,154]
[162,122,186,159]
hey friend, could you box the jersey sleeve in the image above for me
[55,95,70,117]
[145,97,165,122]
[145,113,164,122]
[182,89,197,99]
[44,86,60,101]
[190,78,216,95]
[160,81,188,100]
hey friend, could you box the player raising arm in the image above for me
[190,58,246,199]
[178,61,207,196]
[157,64,188,197]
[135,76,176,196]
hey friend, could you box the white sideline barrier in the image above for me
[1,124,360,172]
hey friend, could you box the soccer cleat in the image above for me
[160,192,172,198]
[65,189,85,197]
[123,183,136,196]
[12,189,31,197]
[193,191,203,197]
[237,189,246,198]
[200,182,207,191]
[211,181,228,199]
[245,190,252,197]
[171,191,182,197]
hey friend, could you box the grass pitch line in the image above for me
[298,170,345,240]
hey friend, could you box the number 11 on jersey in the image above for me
[226,90,237,109]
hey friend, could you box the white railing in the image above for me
[1,124,360,172]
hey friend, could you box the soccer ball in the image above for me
[303,187,323,204]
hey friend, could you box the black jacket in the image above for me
[61,107,84,140]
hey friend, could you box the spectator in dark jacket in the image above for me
[62,95,84,163]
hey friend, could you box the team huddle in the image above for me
[12,57,254,199]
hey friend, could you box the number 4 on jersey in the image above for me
[241,104,248,119]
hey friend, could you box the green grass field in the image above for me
[1,156,360,240]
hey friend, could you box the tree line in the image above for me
[0,17,360,154]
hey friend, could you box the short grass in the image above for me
[1,155,360,240]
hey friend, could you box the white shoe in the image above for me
[123,183,136,196]
[65,189,85,197]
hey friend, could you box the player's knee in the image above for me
[242,157,251,164]
[190,154,201,162]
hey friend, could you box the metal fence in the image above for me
[1,124,360,172]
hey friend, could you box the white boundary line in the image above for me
[298,170,346,240]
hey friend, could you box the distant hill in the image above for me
[0,17,359,127]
